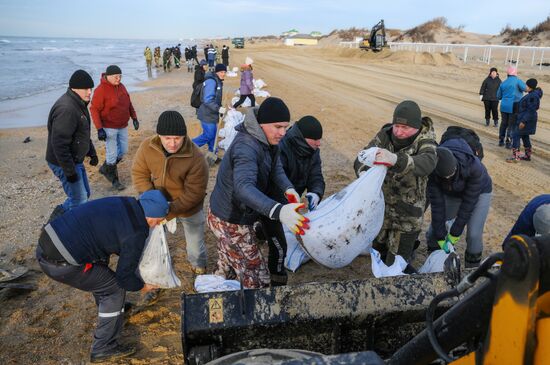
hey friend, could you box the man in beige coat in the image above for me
[132,111,209,275]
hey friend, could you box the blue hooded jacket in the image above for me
[197,72,223,123]
[515,87,543,136]
[504,194,550,243]
[497,75,526,113]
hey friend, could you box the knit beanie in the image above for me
[526,78,538,89]
[435,147,457,178]
[215,63,227,73]
[199,59,207,66]
[392,100,422,129]
[105,65,122,75]
[138,190,169,218]
[257,97,290,124]
[296,116,323,140]
[69,69,94,89]
[156,111,187,136]
[507,66,517,76]
[533,204,550,235]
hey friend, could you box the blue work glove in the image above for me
[97,128,107,141]
[306,192,320,211]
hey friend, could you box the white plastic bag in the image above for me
[299,165,386,268]
[284,228,311,272]
[194,274,241,293]
[218,109,245,150]
[418,245,456,274]
[226,71,238,77]
[356,147,378,168]
[253,89,271,98]
[138,225,181,288]
[253,79,266,89]
[370,248,408,278]
[245,56,254,65]
[165,218,177,234]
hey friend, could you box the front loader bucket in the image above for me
[181,273,454,364]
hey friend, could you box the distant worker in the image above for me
[479,67,501,127]
[193,63,226,152]
[207,44,216,69]
[507,78,543,162]
[503,194,550,243]
[354,101,437,270]
[163,48,172,72]
[46,69,98,219]
[232,64,255,108]
[36,190,168,363]
[191,45,199,65]
[222,44,229,66]
[173,44,181,69]
[208,97,309,288]
[193,59,208,90]
[184,47,193,72]
[497,66,526,149]
[426,141,493,268]
[90,65,139,191]
[154,46,161,68]
[144,46,153,75]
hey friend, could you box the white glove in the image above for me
[357,147,379,167]
[279,203,309,235]
[219,106,226,115]
[306,192,320,211]
[479,95,483,101]
[284,188,300,203]
[374,148,397,167]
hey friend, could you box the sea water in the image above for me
[0,36,198,128]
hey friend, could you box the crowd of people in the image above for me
[39,57,547,362]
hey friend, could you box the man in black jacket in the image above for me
[261,115,325,285]
[221,45,229,66]
[45,69,98,219]
[36,190,168,363]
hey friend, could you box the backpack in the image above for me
[190,83,203,108]
[440,126,484,160]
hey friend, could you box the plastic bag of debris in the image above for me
[218,109,245,150]
[138,225,181,288]
[285,228,311,272]
[194,274,241,293]
[370,248,408,278]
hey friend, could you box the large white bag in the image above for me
[299,165,386,269]
[218,109,245,150]
[284,228,311,272]
[370,248,408,278]
[138,225,181,288]
[194,274,241,293]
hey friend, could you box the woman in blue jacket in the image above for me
[497,67,526,148]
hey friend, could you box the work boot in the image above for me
[493,120,499,127]
[111,164,126,191]
[504,138,511,149]
[99,161,110,181]
[138,288,161,307]
[498,139,504,147]
[506,148,520,163]
[465,251,482,269]
[520,147,532,161]
[485,119,490,126]
[90,344,136,363]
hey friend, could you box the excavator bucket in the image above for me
[181,272,455,364]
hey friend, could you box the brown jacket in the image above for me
[132,135,208,220]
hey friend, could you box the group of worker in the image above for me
[40,62,548,362]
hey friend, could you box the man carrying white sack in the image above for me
[354,100,437,271]
[36,190,168,363]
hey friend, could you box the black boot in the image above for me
[111,164,126,191]
[485,119,490,126]
[505,138,512,149]
[90,343,136,363]
[99,161,110,182]
[465,251,482,268]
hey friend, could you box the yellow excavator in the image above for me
[359,19,387,52]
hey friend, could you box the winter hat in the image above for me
[533,204,550,235]
[507,66,517,76]
[526,78,538,89]
[435,147,457,178]
[69,69,94,89]
[215,63,227,73]
[257,97,291,124]
[156,111,187,136]
[199,59,207,66]
[296,116,323,140]
[138,190,169,218]
[392,100,422,129]
[105,65,122,75]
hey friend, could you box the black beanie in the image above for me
[393,100,422,129]
[156,111,187,136]
[435,147,457,178]
[257,97,290,124]
[215,63,227,73]
[296,116,323,140]
[105,65,122,75]
[526,78,538,89]
[69,69,94,89]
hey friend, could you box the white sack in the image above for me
[284,228,311,272]
[299,165,386,269]
[418,245,456,274]
[194,274,241,293]
[245,56,254,65]
[232,66,239,72]
[370,248,408,278]
[226,71,238,77]
[138,225,181,288]
[253,79,267,89]
[218,109,245,150]
[254,89,270,98]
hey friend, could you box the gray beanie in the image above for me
[533,204,550,235]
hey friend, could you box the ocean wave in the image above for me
[0,84,66,102]
[0,39,11,43]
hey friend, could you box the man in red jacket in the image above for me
[90,65,139,190]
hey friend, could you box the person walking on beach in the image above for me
[46,69,98,219]
[222,45,229,66]
[163,48,172,72]
[479,67,501,127]
[507,78,543,162]
[36,190,168,363]
[173,44,181,69]
[193,63,226,152]
[144,46,153,76]
[90,65,139,191]
[132,111,209,277]
[207,45,216,69]
[154,46,161,68]
[497,67,526,149]
[191,45,199,65]
[193,59,208,90]
[232,63,255,108]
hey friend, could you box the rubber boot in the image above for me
[493,119,498,127]
[99,161,110,182]
[520,147,532,161]
[465,251,482,268]
[498,138,504,147]
[485,119,490,126]
[111,164,126,191]
[506,148,520,163]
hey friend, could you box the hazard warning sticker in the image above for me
[209,298,224,323]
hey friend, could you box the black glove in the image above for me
[97,128,107,141]
[133,119,140,130]
[66,173,80,183]
[89,155,99,166]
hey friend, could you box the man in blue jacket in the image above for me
[36,190,168,363]
[207,97,309,288]
[497,66,526,148]
[426,140,493,267]
[193,63,226,152]
[504,194,550,243]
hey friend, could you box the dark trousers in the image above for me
[233,94,256,108]
[483,100,499,121]
[500,102,519,141]
[222,57,229,66]
[36,245,125,354]
[512,134,532,149]
[259,217,288,284]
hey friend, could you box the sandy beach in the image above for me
[1,43,549,364]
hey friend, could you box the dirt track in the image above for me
[0,44,548,364]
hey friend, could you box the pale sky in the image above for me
[0,0,548,39]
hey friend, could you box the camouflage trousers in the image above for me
[373,225,420,266]
[207,209,270,289]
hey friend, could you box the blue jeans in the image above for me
[192,121,217,152]
[177,209,207,268]
[48,162,90,210]
[104,127,128,164]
